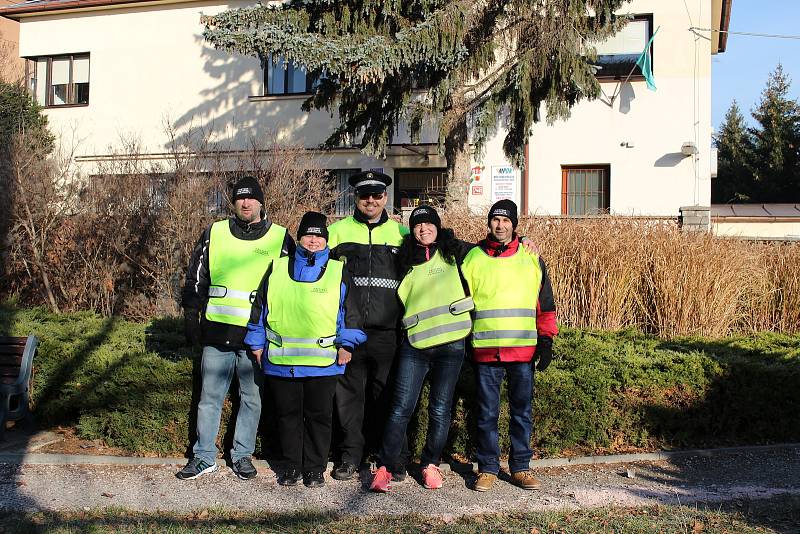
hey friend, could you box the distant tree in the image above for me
[203,0,631,205]
[749,64,800,202]
[713,100,754,203]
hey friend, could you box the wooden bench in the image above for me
[0,335,38,439]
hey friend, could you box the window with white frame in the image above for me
[561,166,610,216]
[593,15,652,80]
[25,54,90,107]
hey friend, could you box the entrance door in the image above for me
[394,168,448,210]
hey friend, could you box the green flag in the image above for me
[635,26,659,91]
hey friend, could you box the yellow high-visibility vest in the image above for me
[204,220,286,327]
[265,256,343,367]
[397,250,473,349]
[460,246,542,348]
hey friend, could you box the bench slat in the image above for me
[0,346,25,355]
[0,354,24,365]
[0,336,27,344]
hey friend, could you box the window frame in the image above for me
[25,53,91,108]
[262,54,316,96]
[593,14,653,83]
[561,165,611,216]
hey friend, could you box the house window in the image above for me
[25,54,90,107]
[593,15,653,80]
[561,166,610,215]
[264,54,317,95]
[328,169,360,216]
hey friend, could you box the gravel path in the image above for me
[2,447,799,516]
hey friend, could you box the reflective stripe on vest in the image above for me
[461,246,542,349]
[204,220,287,327]
[265,256,343,367]
[397,250,473,349]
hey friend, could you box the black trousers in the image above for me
[266,374,338,473]
[334,328,399,465]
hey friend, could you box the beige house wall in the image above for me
[0,0,23,81]
[713,221,800,240]
[14,0,720,217]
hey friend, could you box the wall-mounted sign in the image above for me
[471,185,483,196]
[491,165,517,204]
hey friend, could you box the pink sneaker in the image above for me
[422,464,443,489]
[369,466,392,493]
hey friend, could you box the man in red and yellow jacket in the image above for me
[460,199,558,492]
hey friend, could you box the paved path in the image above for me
[1,446,799,516]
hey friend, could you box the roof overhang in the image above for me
[711,0,732,54]
[0,0,197,20]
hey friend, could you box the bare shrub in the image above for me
[440,210,800,337]
[3,123,339,317]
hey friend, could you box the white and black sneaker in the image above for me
[176,458,219,480]
[232,457,258,480]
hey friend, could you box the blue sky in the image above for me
[712,0,800,130]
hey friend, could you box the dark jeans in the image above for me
[267,374,338,473]
[334,328,398,465]
[379,338,465,470]
[474,361,534,474]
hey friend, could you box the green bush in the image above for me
[2,303,799,458]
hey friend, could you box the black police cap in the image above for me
[348,170,392,195]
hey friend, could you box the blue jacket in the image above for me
[245,245,366,378]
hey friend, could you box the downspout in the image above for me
[521,142,530,215]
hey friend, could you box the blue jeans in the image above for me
[193,345,264,463]
[474,361,534,474]
[379,338,465,470]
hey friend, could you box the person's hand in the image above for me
[337,347,353,365]
[183,309,201,348]
[520,237,540,254]
[535,336,553,372]
[252,348,263,366]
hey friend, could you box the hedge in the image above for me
[2,303,798,458]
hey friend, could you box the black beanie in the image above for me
[409,205,441,230]
[297,211,329,240]
[488,199,518,229]
[231,176,265,205]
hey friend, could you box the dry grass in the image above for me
[442,210,800,337]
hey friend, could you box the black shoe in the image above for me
[332,462,357,481]
[303,471,325,488]
[232,457,257,480]
[392,467,407,482]
[176,458,218,480]
[277,468,301,486]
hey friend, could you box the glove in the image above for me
[535,336,554,372]
[184,308,202,347]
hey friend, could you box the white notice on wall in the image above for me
[491,166,517,204]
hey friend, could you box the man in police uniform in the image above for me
[178,176,294,481]
[327,171,409,480]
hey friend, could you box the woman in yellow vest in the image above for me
[370,205,476,492]
[246,212,366,488]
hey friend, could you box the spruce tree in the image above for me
[203,0,631,205]
[749,64,800,202]
[713,100,754,203]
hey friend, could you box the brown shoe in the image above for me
[510,470,541,490]
[473,472,497,492]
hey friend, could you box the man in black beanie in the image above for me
[178,176,294,482]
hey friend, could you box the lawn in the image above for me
[1,499,797,534]
[1,303,799,458]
